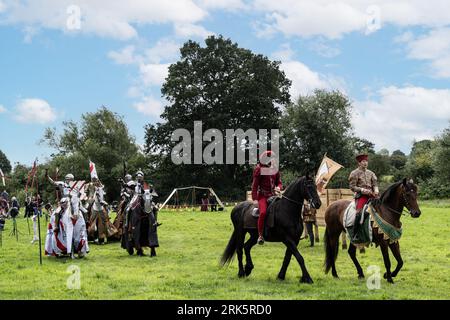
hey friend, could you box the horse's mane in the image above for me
[372,180,403,206]
[284,176,306,197]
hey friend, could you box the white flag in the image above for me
[89,161,98,180]
[315,155,344,194]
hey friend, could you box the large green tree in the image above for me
[0,149,12,174]
[280,90,355,175]
[145,35,292,200]
[42,107,139,201]
[405,140,435,182]
[433,125,450,180]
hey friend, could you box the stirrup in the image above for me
[258,236,265,245]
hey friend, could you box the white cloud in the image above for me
[174,22,214,39]
[308,40,341,58]
[197,0,248,11]
[272,43,295,61]
[280,61,329,98]
[14,98,57,124]
[108,45,139,65]
[139,63,170,87]
[354,86,450,152]
[145,39,180,64]
[252,0,450,40]
[133,96,164,118]
[0,1,6,13]
[0,104,6,113]
[273,45,347,99]
[402,28,450,78]
[0,0,207,40]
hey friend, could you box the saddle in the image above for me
[244,197,281,230]
[343,201,373,247]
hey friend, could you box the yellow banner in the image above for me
[315,155,344,194]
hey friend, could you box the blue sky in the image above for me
[1,0,450,167]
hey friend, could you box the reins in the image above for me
[378,186,412,217]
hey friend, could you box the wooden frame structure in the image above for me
[160,186,225,210]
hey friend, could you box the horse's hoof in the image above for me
[387,278,394,284]
[358,274,365,280]
[277,274,285,281]
[332,273,339,279]
[300,276,314,284]
[245,265,254,277]
[238,270,246,278]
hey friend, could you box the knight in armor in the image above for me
[133,170,161,227]
[251,151,283,245]
[86,176,109,244]
[348,153,379,241]
[47,172,74,231]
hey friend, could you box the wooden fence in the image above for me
[246,189,354,226]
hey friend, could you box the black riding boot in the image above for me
[352,211,362,242]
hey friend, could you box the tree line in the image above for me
[1,36,448,203]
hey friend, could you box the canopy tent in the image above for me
[160,186,225,210]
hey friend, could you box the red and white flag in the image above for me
[89,161,98,180]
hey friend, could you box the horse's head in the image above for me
[303,175,322,210]
[402,178,421,218]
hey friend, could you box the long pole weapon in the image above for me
[35,159,43,266]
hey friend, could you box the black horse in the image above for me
[221,176,322,284]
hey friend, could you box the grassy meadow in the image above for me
[0,203,448,300]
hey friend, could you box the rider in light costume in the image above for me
[46,172,89,258]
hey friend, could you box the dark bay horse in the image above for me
[324,178,421,284]
[121,189,159,257]
[221,176,322,284]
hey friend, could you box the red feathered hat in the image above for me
[356,153,369,162]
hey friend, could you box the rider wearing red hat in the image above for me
[251,150,283,245]
[349,153,379,241]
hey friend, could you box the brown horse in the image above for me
[324,178,421,284]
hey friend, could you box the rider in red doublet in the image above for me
[251,151,282,245]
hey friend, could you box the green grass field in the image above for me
[0,204,449,300]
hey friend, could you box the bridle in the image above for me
[383,185,413,217]
[282,179,316,208]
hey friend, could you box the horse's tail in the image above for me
[220,229,238,267]
[324,228,339,274]
[220,203,248,267]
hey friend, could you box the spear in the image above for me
[35,159,43,266]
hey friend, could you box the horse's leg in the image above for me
[244,232,257,277]
[283,239,313,284]
[348,244,365,279]
[380,241,394,284]
[387,242,403,279]
[277,249,292,281]
[342,232,347,250]
[150,247,157,257]
[236,232,246,278]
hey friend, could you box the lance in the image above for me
[26,198,31,235]
[35,160,43,266]
[26,159,38,235]
[55,166,60,202]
